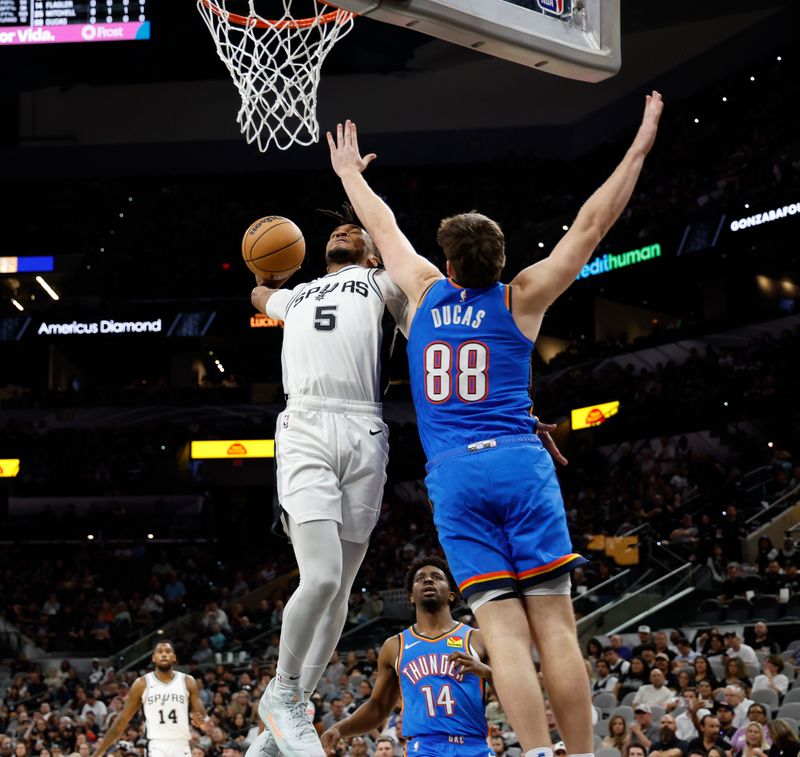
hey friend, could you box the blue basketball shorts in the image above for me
[425,434,588,601]
[403,734,492,757]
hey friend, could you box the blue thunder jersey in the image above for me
[396,623,487,740]
[407,279,535,460]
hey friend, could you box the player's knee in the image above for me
[305,571,341,603]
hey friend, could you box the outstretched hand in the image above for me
[631,90,664,157]
[534,417,568,466]
[327,119,377,178]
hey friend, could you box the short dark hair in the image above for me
[404,555,457,597]
[153,639,175,653]
[437,212,505,288]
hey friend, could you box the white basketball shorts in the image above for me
[275,395,389,543]
[148,741,191,757]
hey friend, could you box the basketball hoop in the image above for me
[196,1,355,152]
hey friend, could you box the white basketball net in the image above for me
[196,0,355,152]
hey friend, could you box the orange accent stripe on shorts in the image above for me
[518,554,582,580]
[458,570,516,592]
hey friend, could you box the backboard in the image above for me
[332,0,620,82]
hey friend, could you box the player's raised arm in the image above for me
[92,677,146,757]
[320,636,402,754]
[512,91,663,315]
[327,120,442,306]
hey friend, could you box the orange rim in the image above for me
[198,0,355,29]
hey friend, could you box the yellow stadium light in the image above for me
[190,440,275,459]
[0,459,21,478]
[571,400,620,431]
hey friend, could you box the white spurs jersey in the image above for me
[267,265,408,402]
[142,671,191,741]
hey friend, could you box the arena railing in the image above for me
[576,563,695,647]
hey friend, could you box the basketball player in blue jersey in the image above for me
[320,555,493,757]
[328,91,664,757]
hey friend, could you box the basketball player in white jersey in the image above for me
[92,640,208,757]
[248,217,408,757]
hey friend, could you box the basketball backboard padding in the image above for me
[333,0,620,82]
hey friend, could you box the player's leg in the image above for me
[426,453,552,754]
[292,410,384,694]
[472,597,552,753]
[276,517,344,684]
[524,591,593,756]
[265,517,342,757]
[299,536,369,696]
[504,442,593,756]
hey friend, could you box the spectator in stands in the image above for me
[627,746,647,757]
[756,538,779,574]
[487,734,507,757]
[633,669,676,707]
[484,691,506,726]
[777,535,798,568]
[633,627,655,658]
[592,660,618,694]
[649,713,689,757]
[600,715,628,753]
[674,690,705,741]
[675,638,699,667]
[721,658,753,695]
[687,715,732,756]
[696,680,716,711]
[750,624,780,656]
[616,657,651,703]
[322,698,346,732]
[655,632,677,661]
[707,545,729,590]
[751,656,789,697]
[610,635,633,661]
[371,736,394,757]
[87,661,105,688]
[675,670,694,698]
[654,654,680,691]
[720,564,747,604]
[730,705,772,753]
[738,721,771,757]
[781,562,799,594]
[201,602,231,634]
[163,574,187,607]
[586,638,604,663]
[725,634,759,669]
[762,562,785,595]
[79,692,106,729]
[767,719,800,757]
[605,646,631,678]
[714,702,737,742]
[724,685,755,729]
[630,705,659,750]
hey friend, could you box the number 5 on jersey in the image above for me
[424,341,489,403]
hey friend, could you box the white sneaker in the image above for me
[245,728,280,757]
[262,679,323,757]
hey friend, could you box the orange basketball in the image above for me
[242,215,305,278]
